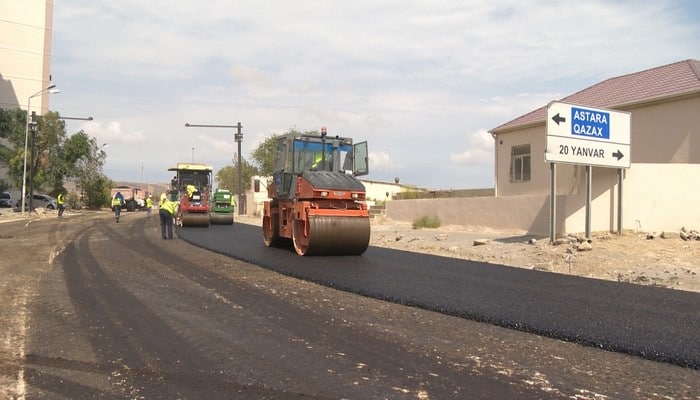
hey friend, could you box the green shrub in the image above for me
[412,214,441,229]
[400,189,420,199]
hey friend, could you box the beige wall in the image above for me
[0,0,54,113]
[386,195,551,235]
[386,163,700,236]
[620,163,700,232]
[628,96,700,163]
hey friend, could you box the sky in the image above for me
[50,0,699,190]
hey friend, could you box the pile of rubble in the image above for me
[646,227,700,241]
[546,227,700,253]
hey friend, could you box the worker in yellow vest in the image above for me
[159,197,178,239]
[187,184,197,199]
[145,196,153,219]
[111,192,124,223]
[57,192,66,218]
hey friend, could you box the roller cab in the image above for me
[263,129,370,256]
[168,163,213,227]
[210,188,234,225]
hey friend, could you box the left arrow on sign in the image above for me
[551,113,566,125]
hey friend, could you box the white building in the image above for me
[0,1,56,189]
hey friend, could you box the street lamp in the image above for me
[21,84,59,213]
[184,122,244,214]
[60,116,93,121]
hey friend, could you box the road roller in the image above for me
[210,188,234,225]
[168,162,212,227]
[262,128,370,256]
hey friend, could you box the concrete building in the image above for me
[0,0,55,113]
[0,0,55,188]
[388,59,700,236]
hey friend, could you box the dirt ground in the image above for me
[2,207,699,293]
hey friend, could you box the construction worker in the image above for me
[310,152,323,170]
[56,191,66,218]
[160,192,167,205]
[112,191,124,223]
[145,196,153,219]
[311,151,332,170]
[159,196,178,239]
[186,184,197,199]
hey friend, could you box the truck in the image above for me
[110,186,147,212]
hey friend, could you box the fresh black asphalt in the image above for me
[177,223,700,369]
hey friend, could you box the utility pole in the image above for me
[184,122,245,215]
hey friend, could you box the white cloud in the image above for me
[48,0,700,188]
[451,130,494,165]
[83,121,145,145]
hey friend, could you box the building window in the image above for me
[510,145,531,182]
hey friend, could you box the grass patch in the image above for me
[412,214,441,229]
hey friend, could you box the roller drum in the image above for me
[181,213,211,227]
[293,215,370,256]
[210,213,233,225]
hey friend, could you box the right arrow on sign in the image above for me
[613,150,624,160]
[551,113,566,125]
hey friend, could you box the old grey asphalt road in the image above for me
[1,211,698,399]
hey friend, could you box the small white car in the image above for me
[0,191,11,208]
[26,194,58,210]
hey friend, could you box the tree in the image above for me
[0,108,30,188]
[215,157,258,194]
[34,111,70,194]
[0,109,106,204]
[251,128,320,176]
[71,134,109,209]
[250,134,278,176]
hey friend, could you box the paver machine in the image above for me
[262,128,370,255]
[210,188,234,225]
[168,162,213,227]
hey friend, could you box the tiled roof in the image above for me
[490,59,700,133]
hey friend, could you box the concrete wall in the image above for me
[386,195,552,235]
[630,96,700,163]
[386,163,700,236]
[621,163,700,232]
